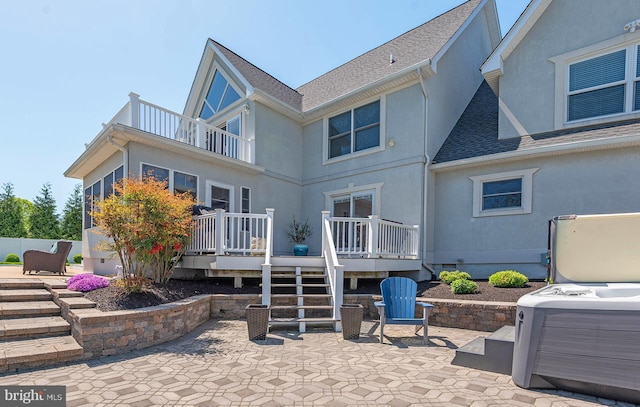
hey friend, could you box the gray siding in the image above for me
[498,0,640,138]
[432,146,640,279]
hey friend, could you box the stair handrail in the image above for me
[321,211,344,328]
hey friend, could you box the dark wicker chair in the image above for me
[23,241,73,275]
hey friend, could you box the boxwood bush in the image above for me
[439,270,471,285]
[4,253,20,263]
[489,270,529,288]
[451,279,478,294]
[73,253,83,264]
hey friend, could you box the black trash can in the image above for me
[246,304,270,340]
[341,304,364,340]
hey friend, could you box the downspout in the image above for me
[417,67,436,280]
[107,134,128,177]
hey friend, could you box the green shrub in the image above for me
[73,253,83,264]
[439,270,471,285]
[451,279,478,294]
[489,270,529,288]
[4,253,20,263]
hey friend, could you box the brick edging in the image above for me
[67,293,514,359]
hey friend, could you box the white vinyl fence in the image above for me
[0,238,82,262]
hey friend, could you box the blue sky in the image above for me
[0,0,529,210]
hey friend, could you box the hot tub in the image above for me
[512,213,640,404]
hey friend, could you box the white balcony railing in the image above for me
[187,209,274,256]
[108,93,253,164]
[328,215,419,259]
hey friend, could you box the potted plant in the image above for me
[285,217,313,256]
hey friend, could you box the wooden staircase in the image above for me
[0,279,92,372]
[267,266,337,332]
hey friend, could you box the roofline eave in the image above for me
[301,60,434,124]
[430,134,640,172]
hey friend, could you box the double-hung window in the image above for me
[566,43,640,122]
[328,101,380,159]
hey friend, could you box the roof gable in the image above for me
[297,0,485,112]
[183,40,302,119]
[481,0,550,94]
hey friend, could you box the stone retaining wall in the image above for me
[68,293,515,359]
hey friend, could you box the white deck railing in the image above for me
[328,215,419,258]
[321,211,344,330]
[108,93,253,164]
[187,209,273,256]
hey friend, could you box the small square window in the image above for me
[470,169,538,217]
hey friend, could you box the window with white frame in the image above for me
[84,180,101,229]
[199,70,241,120]
[84,166,125,229]
[205,180,234,212]
[103,165,124,198]
[565,43,640,122]
[207,114,241,159]
[141,164,198,199]
[469,169,538,217]
[328,100,381,159]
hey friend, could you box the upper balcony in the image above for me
[108,93,254,164]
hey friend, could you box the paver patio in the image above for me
[0,319,631,406]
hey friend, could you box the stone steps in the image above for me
[0,279,90,372]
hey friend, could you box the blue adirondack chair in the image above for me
[374,277,434,345]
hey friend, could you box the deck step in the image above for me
[451,325,515,375]
[0,335,83,372]
[0,289,52,302]
[270,317,336,325]
[270,283,330,288]
[0,316,71,340]
[271,273,325,278]
[0,301,61,318]
[271,294,332,299]
[270,305,334,310]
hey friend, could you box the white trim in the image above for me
[323,182,384,216]
[322,96,386,165]
[199,63,245,121]
[550,33,640,129]
[205,180,235,212]
[430,133,640,171]
[469,168,538,217]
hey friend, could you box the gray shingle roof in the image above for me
[212,40,303,110]
[433,81,640,164]
[296,0,483,111]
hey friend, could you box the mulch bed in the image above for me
[84,277,547,312]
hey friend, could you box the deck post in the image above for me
[368,215,379,258]
[215,208,226,255]
[128,92,140,129]
[321,211,330,257]
[195,118,206,149]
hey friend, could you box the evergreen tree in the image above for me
[29,183,60,239]
[60,184,83,241]
[0,182,28,237]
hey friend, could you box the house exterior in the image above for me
[65,0,502,281]
[431,0,640,278]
